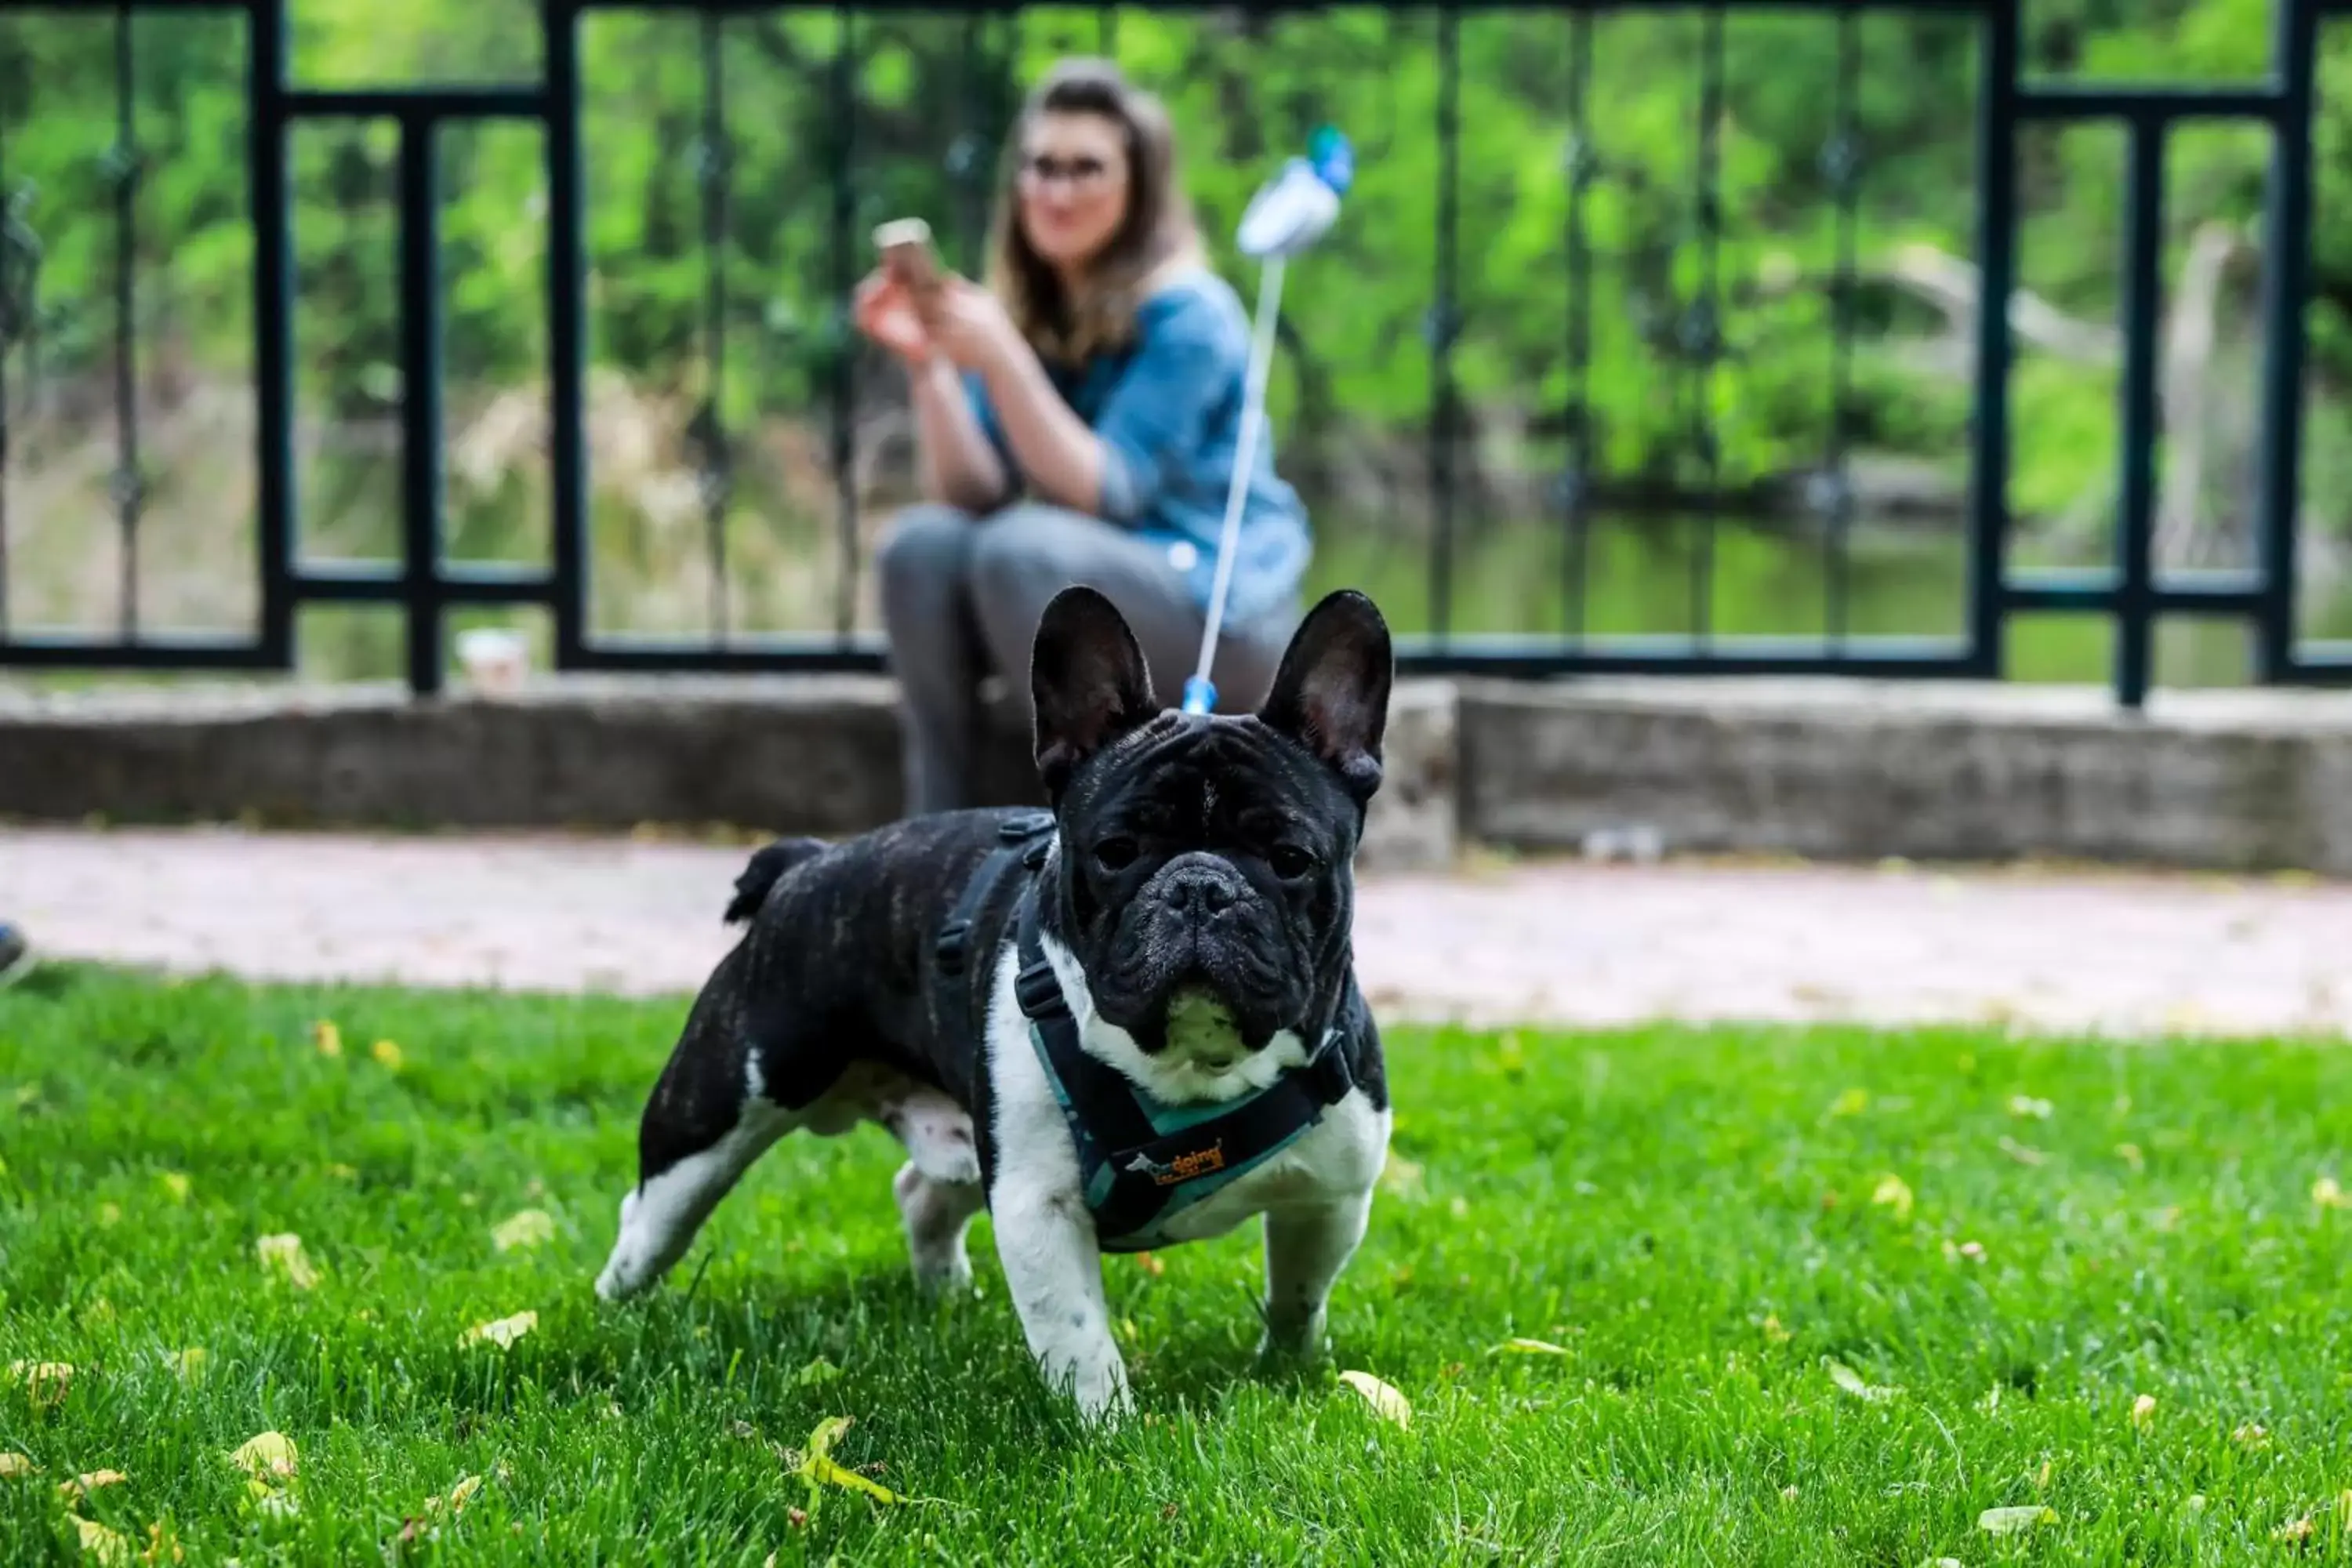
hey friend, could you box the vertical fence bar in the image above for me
[0,53,12,640]
[1967,0,2019,676]
[2113,116,2164,710]
[953,15,988,274]
[1563,9,1592,643]
[252,0,294,668]
[548,0,587,667]
[397,114,444,695]
[698,11,731,641]
[1690,9,1725,646]
[829,2,857,641]
[1823,8,1861,649]
[2256,0,2317,681]
[1428,5,1459,644]
[111,2,144,639]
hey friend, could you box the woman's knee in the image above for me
[875,503,975,608]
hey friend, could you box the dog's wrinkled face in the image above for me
[1028,588,1393,1070]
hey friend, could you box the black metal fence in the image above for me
[0,0,2340,706]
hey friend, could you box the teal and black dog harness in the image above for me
[936,812,1356,1253]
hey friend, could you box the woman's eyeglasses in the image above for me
[1018,152,1117,191]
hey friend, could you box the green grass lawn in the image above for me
[2,965,2347,1565]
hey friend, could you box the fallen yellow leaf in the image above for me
[1825,1360,1900,1403]
[2274,1517,2315,1544]
[0,1452,32,1478]
[312,1019,343,1057]
[7,1360,74,1406]
[72,1515,132,1566]
[1337,1370,1412,1429]
[2131,1392,2156,1427]
[447,1473,484,1510]
[140,1520,183,1564]
[460,1310,538,1350]
[370,1039,404,1071]
[1760,1314,1792,1345]
[1135,1251,1165,1277]
[1827,1087,1869,1118]
[1978,1504,2056,1534]
[158,1171,191,1203]
[58,1469,127,1501]
[166,1348,207,1386]
[256,1233,321,1290]
[1869,1174,1915,1222]
[491,1209,556,1253]
[230,1432,299,1480]
[1492,1337,1570,1356]
[793,1416,902,1505]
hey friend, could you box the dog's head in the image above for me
[1027,586,1392,1083]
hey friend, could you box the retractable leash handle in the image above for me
[1181,128,1356,717]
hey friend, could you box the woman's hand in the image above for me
[922,278,1023,375]
[852,270,934,365]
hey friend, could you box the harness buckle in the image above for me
[1015,958,1068,1021]
[998,811,1055,843]
[933,919,973,975]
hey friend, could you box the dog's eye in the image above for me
[1268,844,1316,880]
[1093,837,1141,873]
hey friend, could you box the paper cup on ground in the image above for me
[456,628,530,695]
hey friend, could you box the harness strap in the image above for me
[934,811,1054,978]
[1014,890,1356,1251]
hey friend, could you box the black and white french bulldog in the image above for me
[594,585,1394,1423]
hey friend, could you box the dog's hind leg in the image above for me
[893,1163,984,1296]
[597,960,797,1301]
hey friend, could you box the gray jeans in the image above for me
[875,501,1294,815]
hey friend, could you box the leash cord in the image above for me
[1183,251,1287,715]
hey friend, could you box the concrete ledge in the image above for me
[1460,677,2352,875]
[12,672,2352,874]
[0,674,1459,870]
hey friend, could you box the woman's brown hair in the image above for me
[985,57,1203,365]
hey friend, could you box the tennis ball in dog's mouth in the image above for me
[1163,986,1243,1064]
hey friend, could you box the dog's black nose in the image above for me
[1158,858,1240,917]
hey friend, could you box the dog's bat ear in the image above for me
[1256,589,1393,804]
[1030,586,1160,799]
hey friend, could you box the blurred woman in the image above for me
[854,57,1311,815]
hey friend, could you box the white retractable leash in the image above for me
[1180,128,1356,717]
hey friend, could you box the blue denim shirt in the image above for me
[964,267,1312,630]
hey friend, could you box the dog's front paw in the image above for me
[1255,1306,1331,1367]
[1071,1357,1134,1429]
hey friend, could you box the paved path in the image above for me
[5,826,2350,1040]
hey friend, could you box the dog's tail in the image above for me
[724,837,830,925]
